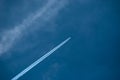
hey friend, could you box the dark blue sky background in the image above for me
[0,0,120,80]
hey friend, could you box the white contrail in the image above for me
[0,0,68,55]
[11,37,71,80]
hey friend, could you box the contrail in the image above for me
[11,37,71,80]
[0,0,68,55]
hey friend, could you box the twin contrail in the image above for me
[11,37,71,80]
[0,0,68,55]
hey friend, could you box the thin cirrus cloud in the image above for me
[0,0,68,55]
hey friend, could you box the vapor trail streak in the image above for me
[0,0,68,55]
[11,37,71,80]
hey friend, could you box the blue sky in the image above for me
[0,0,120,80]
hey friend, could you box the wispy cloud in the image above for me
[0,0,68,55]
